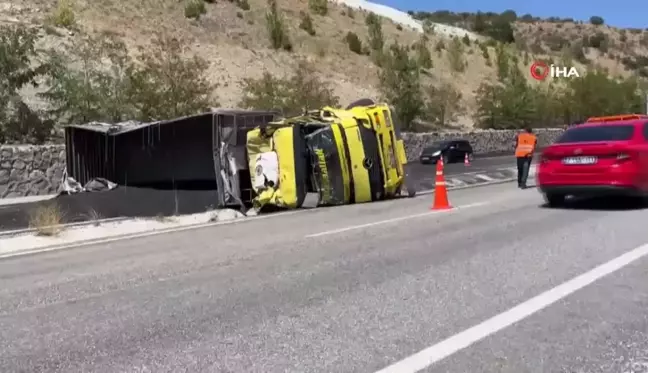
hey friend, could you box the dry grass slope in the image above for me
[2,0,647,128]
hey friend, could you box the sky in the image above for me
[373,0,646,29]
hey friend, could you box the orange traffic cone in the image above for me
[464,153,470,166]
[431,159,452,210]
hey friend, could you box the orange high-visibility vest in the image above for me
[515,133,537,157]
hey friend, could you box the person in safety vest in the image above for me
[515,127,537,189]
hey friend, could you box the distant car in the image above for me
[537,114,648,207]
[419,139,473,164]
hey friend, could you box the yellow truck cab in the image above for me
[246,100,415,212]
[325,103,411,199]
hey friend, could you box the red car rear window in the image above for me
[555,125,635,143]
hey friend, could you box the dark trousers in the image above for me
[516,156,532,187]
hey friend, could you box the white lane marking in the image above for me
[475,174,495,181]
[374,242,648,373]
[305,202,489,238]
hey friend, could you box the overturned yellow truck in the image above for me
[245,100,416,211]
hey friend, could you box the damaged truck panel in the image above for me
[245,101,415,212]
[246,124,308,210]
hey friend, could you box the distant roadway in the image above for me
[407,154,517,191]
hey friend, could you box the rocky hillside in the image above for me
[2,0,647,130]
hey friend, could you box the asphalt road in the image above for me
[406,155,516,191]
[2,183,648,372]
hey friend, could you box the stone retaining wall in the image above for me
[0,145,66,198]
[0,128,565,198]
[400,128,565,161]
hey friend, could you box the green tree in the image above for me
[365,12,384,64]
[494,43,510,81]
[379,43,423,129]
[500,10,517,22]
[128,35,215,121]
[447,37,466,73]
[0,26,48,98]
[40,34,135,124]
[485,16,515,44]
[239,72,289,112]
[532,82,568,127]
[423,81,462,126]
[0,25,52,142]
[589,16,605,26]
[415,37,432,69]
[474,80,501,129]
[472,12,486,33]
[266,0,291,50]
[42,34,215,123]
[561,71,644,121]
[284,60,339,113]
[475,65,537,129]
[239,61,339,116]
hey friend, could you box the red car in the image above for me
[537,114,648,207]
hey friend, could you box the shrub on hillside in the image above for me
[447,37,466,73]
[586,32,608,51]
[345,32,362,54]
[49,0,75,28]
[379,43,422,130]
[365,13,384,52]
[184,0,207,19]
[479,43,489,62]
[414,37,432,69]
[299,12,316,35]
[237,0,250,10]
[266,0,292,51]
[308,0,328,16]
